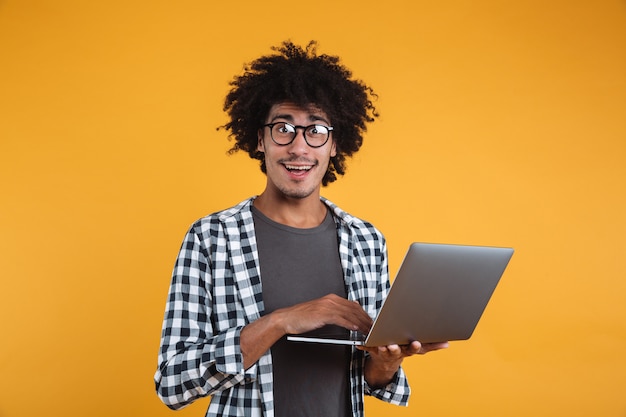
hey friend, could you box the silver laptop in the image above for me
[287,242,514,347]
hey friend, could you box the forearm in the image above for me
[363,354,403,389]
[155,327,249,409]
[240,311,286,369]
[362,356,411,406]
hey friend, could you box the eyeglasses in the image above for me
[263,122,334,148]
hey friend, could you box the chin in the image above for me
[277,184,318,200]
[282,189,316,199]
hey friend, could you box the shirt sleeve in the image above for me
[153,225,257,410]
[363,230,412,406]
[364,365,411,405]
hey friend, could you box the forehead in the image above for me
[266,102,330,123]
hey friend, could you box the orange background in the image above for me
[1,1,625,416]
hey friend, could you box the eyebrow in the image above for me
[269,113,331,125]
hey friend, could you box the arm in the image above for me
[361,341,450,389]
[348,226,448,403]
[154,227,249,410]
[240,294,373,369]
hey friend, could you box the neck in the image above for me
[253,191,327,228]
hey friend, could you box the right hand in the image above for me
[274,294,373,336]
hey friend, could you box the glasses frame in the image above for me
[263,122,334,148]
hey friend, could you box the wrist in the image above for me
[267,309,290,337]
[364,355,400,389]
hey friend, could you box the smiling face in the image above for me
[257,102,337,202]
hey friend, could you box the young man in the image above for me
[155,41,447,417]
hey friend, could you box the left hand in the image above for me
[358,341,449,388]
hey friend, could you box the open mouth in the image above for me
[283,163,314,174]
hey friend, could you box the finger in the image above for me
[421,341,450,352]
[330,299,373,333]
[415,341,449,354]
[405,341,422,355]
[385,344,402,355]
[279,295,370,334]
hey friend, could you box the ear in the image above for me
[330,138,337,157]
[257,128,265,153]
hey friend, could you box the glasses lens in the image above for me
[271,123,296,145]
[305,125,330,147]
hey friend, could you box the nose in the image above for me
[288,128,309,154]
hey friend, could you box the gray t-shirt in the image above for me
[253,206,351,417]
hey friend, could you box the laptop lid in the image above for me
[287,242,514,347]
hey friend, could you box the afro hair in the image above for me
[221,40,378,185]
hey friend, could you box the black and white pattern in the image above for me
[155,197,410,417]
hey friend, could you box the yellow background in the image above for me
[1,0,625,416]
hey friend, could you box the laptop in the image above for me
[287,242,514,347]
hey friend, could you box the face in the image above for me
[258,102,337,201]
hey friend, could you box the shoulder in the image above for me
[321,197,385,243]
[188,197,256,236]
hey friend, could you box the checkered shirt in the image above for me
[154,197,411,417]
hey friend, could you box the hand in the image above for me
[360,340,450,363]
[240,294,372,370]
[274,294,373,336]
[359,341,449,388]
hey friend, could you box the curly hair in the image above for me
[221,40,378,185]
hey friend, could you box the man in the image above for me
[155,41,447,417]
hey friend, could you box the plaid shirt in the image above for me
[155,197,411,417]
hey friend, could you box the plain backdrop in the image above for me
[1,1,625,416]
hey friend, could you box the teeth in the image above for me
[285,164,312,171]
